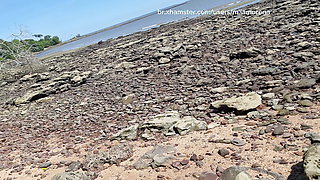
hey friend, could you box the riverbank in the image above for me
[0,0,319,179]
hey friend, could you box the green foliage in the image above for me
[0,35,61,60]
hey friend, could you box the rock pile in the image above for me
[0,0,318,179]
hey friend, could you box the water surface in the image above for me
[38,0,260,57]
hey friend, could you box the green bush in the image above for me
[0,35,61,59]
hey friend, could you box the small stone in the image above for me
[190,154,198,161]
[157,174,165,179]
[273,159,288,164]
[272,126,285,136]
[282,133,292,138]
[297,107,308,113]
[171,161,182,170]
[273,145,284,152]
[218,148,230,157]
[159,57,171,64]
[198,155,205,161]
[216,165,225,174]
[180,159,189,165]
[294,152,304,156]
[259,129,265,135]
[251,163,261,168]
[196,161,204,168]
[262,93,275,100]
[278,109,290,116]
[265,126,273,133]
[298,100,313,107]
[301,124,312,130]
[122,94,135,104]
[293,79,316,89]
[197,172,218,180]
[232,138,246,146]
[39,162,51,168]
[272,105,284,111]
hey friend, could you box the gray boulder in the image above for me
[219,166,253,180]
[304,143,320,180]
[141,111,208,135]
[173,116,207,135]
[211,92,262,112]
[133,145,176,170]
[83,143,132,170]
[141,111,180,133]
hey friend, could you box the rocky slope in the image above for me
[0,0,319,179]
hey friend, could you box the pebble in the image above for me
[273,159,288,164]
[197,172,218,180]
[272,125,285,136]
[196,161,204,168]
[180,159,189,165]
[298,100,313,107]
[171,161,182,170]
[301,124,312,130]
[282,133,292,138]
[38,162,51,168]
[190,154,197,161]
[218,148,230,157]
[232,138,246,146]
[251,163,261,168]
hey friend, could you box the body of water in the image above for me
[38,0,260,57]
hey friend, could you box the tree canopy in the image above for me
[0,35,61,60]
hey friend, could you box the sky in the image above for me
[0,0,187,41]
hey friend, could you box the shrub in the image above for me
[0,36,46,82]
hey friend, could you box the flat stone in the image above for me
[298,100,313,107]
[39,162,52,168]
[211,92,262,112]
[252,67,279,76]
[159,57,171,64]
[272,125,285,136]
[232,138,246,146]
[197,172,218,180]
[293,79,316,89]
[230,48,260,59]
[122,94,135,104]
[142,111,180,133]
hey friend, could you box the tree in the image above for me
[51,36,60,45]
[33,34,43,39]
[44,35,51,40]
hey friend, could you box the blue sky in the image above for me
[0,0,187,41]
